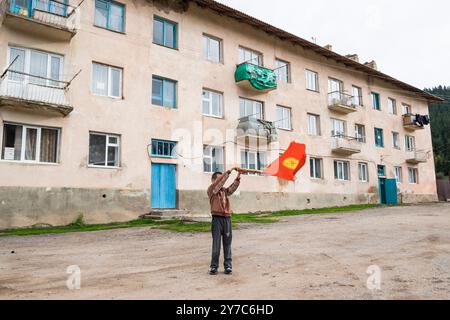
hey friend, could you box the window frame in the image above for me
[275,105,292,131]
[408,167,419,184]
[331,118,346,137]
[402,103,412,115]
[377,165,386,177]
[239,97,264,120]
[374,127,384,148]
[392,131,400,149]
[305,69,319,92]
[394,166,403,183]
[274,58,290,83]
[202,33,222,63]
[88,132,121,168]
[238,46,263,66]
[152,76,178,108]
[241,149,266,175]
[405,135,416,152]
[388,98,397,115]
[91,62,123,99]
[352,85,363,106]
[358,162,369,182]
[153,15,178,49]
[94,0,126,33]
[310,157,323,179]
[202,88,223,118]
[371,92,381,110]
[334,160,350,181]
[150,139,177,159]
[1,122,61,164]
[203,145,225,173]
[307,113,321,136]
[354,124,366,143]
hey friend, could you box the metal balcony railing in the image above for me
[3,0,77,32]
[0,69,71,111]
[328,91,357,108]
[331,135,362,154]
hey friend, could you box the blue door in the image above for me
[378,178,398,205]
[151,163,176,209]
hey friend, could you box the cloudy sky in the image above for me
[217,0,450,90]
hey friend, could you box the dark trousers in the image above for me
[210,215,232,269]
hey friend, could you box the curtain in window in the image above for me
[35,0,49,12]
[109,2,124,32]
[164,22,175,47]
[89,134,106,166]
[25,128,37,161]
[29,51,48,85]
[40,128,58,163]
[95,0,108,28]
[50,56,61,87]
[153,19,164,45]
[164,81,175,108]
[92,63,108,96]
[2,124,22,160]
[9,48,25,81]
[110,68,121,97]
[152,78,163,105]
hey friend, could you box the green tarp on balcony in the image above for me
[235,63,277,91]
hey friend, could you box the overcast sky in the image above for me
[217,0,450,89]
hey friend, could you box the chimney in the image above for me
[346,54,359,62]
[324,44,333,51]
[364,60,378,70]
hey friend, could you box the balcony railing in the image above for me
[328,91,358,113]
[331,135,362,155]
[235,63,277,93]
[0,70,73,116]
[2,0,77,34]
[236,116,278,143]
[403,114,429,131]
[406,150,428,164]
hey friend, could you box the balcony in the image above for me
[235,63,277,93]
[236,116,278,144]
[406,150,428,164]
[0,0,78,40]
[328,92,358,114]
[403,114,429,131]
[0,70,73,116]
[331,135,362,155]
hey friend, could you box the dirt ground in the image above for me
[1,203,449,300]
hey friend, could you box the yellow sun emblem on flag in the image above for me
[282,157,300,170]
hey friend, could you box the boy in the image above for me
[207,168,242,275]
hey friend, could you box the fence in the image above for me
[437,180,450,202]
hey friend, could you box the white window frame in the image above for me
[392,131,400,149]
[331,118,346,137]
[1,123,61,164]
[203,145,224,173]
[307,113,320,136]
[275,59,290,83]
[358,162,368,182]
[203,34,222,63]
[238,46,262,66]
[241,150,265,175]
[334,160,350,181]
[405,135,415,152]
[388,98,397,115]
[352,86,363,106]
[355,124,366,143]
[91,62,123,99]
[239,97,263,120]
[408,167,419,184]
[305,69,319,92]
[275,105,292,130]
[202,89,223,118]
[310,157,323,179]
[402,103,412,115]
[88,132,121,168]
[394,166,403,183]
[7,46,64,86]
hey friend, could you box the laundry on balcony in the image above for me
[235,63,277,92]
[403,113,430,130]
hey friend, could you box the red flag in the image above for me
[263,141,306,181]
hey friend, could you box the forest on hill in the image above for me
[425,86,450,179]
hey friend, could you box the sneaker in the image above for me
[209,268,218,275]
[224,268,232,275]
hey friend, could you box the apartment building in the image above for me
[0,0,442,228]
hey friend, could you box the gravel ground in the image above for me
[0,203,449,300]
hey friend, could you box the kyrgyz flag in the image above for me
[263,142,306,181]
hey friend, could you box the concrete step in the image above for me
[140,209,191,220]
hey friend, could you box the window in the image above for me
[239,98,263,120]
[8,46,63,85]
[374,128,384,147]
[153,16,177,49]
[202,89,223,118]
[151,139,177,158]
[310,158,323,179]
[275,105,291,130]
[405,135,415,152]
[2,123,60,163]
[328,78,343,104]
[203,145,224,173]
[34,0,68,16]
[89,132,120,167]
[94,0,125,33]
[377,165,386,177]
[275,59,290,83]
[352,86,363,106]
[307,113,321,136]
[92,62,122,98]
[241,150,266,174]
[203,34,222,63]
[372,92,381,110]
[152,76,177,108]
[238,47,262,66]
[408,168,418,184]
[358,162,368,182]
[331,118,346,137]
[355,124,366,143]
[334,160,350,181]
[402,103,412,115]
[388,98,397,115]
[394,166,403,183]
[392,132,400,149]
[305,69,319,91]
